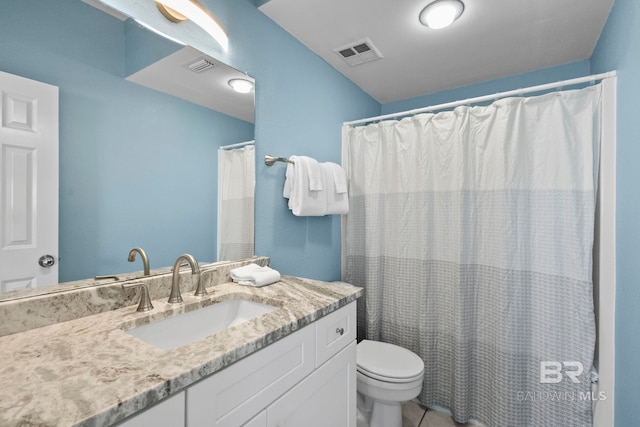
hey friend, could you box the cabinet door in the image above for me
[267,341,356,427]
[187,324,315,427]
[114,391,185,427]
[243,411,266,427]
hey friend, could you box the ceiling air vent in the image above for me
[185,57,215,73]
[333,38,383,67]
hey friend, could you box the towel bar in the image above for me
[265,155,294,166]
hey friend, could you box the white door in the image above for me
[0,70,59,290]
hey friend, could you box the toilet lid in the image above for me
[357,340,424,382]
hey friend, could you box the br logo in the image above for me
[540,361,584,384]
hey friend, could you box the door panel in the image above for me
[0,70,58,289]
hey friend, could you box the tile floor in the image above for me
[402,402,479,427]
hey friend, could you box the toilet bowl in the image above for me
[356,340,424,427]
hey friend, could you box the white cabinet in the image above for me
[118,302,357,427]
[115,391,185,427]
[244,411,267,427]
[186,302,357,427]
[267,341,356,427]
[187,323,316,426]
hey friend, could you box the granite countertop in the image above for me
[0,276,362,427]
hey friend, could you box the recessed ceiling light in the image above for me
[419,0,464,29]
[228,78,254,94]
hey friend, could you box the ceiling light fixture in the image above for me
[228,78,254,94]
[155,0,229,51]
[419,0,464,29]
[134,19,186,45]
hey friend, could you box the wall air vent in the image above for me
[186,57,215,73]
[333,38,383,67]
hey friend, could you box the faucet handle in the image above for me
[193,280,207,297]
[122,282,154,312]
[193,269,206,297]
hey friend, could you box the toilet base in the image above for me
[370,399,402,427]
[357,392,404,427]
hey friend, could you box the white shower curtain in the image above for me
[343,86,601,427]
[218,144,255,261]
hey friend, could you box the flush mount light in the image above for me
[228,78,254,94]
[419,0,464,29]
[155,0,229,51]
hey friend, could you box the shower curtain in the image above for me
[343,86,601,427]
[218,144,255,261]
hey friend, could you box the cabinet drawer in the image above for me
[186,324,315,427]
[315,302,356,367]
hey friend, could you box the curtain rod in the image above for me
[344,71,617,127]
[219,140,255,150]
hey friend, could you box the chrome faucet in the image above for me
[128,247,150,276]
[168,254,203,303]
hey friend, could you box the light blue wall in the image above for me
[591,0,640,425]
[4,0,634,421]
[2,0,380,283]
[198,0,380,281]
[0,0,255,281]
[66,0,381,282]
[124,19,183,77]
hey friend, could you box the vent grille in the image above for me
[333,38,383,67]
[186,57,215,73]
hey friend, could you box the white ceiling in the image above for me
[127,46,255,123]
[259,0,614,104]
[83,0,255,123]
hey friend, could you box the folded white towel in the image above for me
[326,162,348,194]
[283,155,297,199]
[230,263,281,287]
[299,156,323,191]
[284,155,326,216]
[323,163,349,214]
[282,156,349,216]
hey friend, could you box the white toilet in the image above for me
[356,339,425,427]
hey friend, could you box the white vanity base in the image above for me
[117,302,357,427]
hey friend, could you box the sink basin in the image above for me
[125,299,277,350]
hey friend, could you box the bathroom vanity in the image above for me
[120,301,356,427]
[0,262,362,427]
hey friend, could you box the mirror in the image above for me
[0,0,255,300]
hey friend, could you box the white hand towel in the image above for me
[283,155,298,199]
[230,263,281,287]
[326,162,348,194]
[282,156,348,216]
[284,155,326,216]
[299,156,323,191]
[324,162,349,214]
